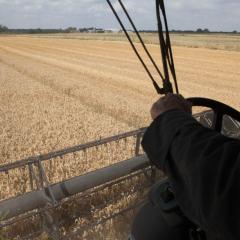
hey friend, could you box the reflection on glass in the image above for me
[222,115,240,139]
[194,111,240,139]
[194,110,214,129]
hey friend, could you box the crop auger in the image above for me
[1,0,240,240]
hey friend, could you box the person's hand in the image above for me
[151,93,192,120]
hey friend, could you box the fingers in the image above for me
[166,94,192,114]
[150,94,192,120]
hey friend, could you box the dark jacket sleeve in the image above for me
[142,110,240,240]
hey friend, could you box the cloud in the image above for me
[0,0,239,31]
[166,0,240,31]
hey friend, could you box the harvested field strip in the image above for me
[4,36,240,71]
[0,45,154,94]
[1,39,240,92]
[3,37,240,67]
[0,45,158,86]
[0,47,152,109]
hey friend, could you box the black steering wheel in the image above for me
[187,97,240,133]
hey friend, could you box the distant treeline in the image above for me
[0,25,110,34]
[0,25,238,34]
[139,28,239,34]
[0,25,81,34]
[2,28,69,34]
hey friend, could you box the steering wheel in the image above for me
[187,97,240,133]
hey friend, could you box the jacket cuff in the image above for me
[141,109,195,170]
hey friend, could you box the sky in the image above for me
[0,0,239,31]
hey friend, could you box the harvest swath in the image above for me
[0,35,240,239]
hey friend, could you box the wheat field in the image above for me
[0,34,240,194]
[0,34,240,238]
[0,35,240,165]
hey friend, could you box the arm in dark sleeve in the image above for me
[142,110,240,240]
